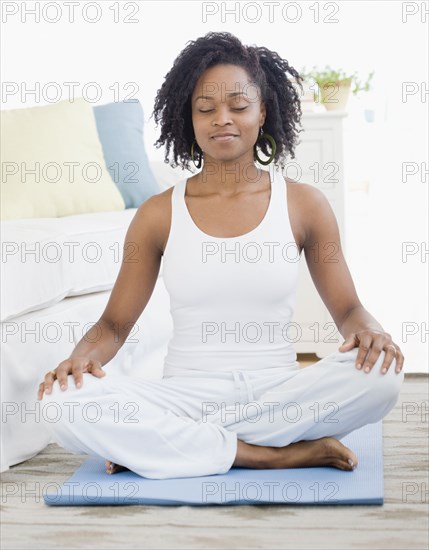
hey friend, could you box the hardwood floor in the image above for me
[1,363,428,550]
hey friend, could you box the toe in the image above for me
[337,443,358,469]
[321,438,359,470]
[346,450,359,469]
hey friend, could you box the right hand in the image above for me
[37,357,105,400]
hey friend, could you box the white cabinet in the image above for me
[290,111,348,358]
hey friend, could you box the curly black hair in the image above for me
[151,31,304,171]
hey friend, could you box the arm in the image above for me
[297,182,367,336]
[38,193,165,397]
[298,183,404,374]
[93,194,165,356]
[71,193,164,362]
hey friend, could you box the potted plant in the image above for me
[300,65,374,111]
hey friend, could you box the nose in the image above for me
[211,106,233,126]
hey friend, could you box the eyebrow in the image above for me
[193,91,248,102]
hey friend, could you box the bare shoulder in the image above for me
[283,175,325,206]
[131,186,173,254]
[282,176,333,250]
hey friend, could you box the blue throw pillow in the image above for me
[93,100,160,208]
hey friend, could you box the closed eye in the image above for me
[199,107,248,113]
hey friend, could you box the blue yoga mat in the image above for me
[44,421,383,506]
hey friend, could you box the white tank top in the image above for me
[161,166,301,376]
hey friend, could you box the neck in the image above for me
[196,154,264,190]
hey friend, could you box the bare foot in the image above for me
[105,460,129,475]
[274,437,359,471]
[105,437,358,475]
[234,436,359,471]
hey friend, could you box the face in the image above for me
[191,64,266,165]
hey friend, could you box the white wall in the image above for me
[2,0,428,371]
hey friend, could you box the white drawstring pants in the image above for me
[41,348,403,479]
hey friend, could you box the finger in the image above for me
[43,370,58,395]
[56,359,72,391]
[89,359,105,377]
[395,349,405,374]
[71,358,102,388]
[355,339,371,370]
[70,360,88,389]
[339,336,355,351]
[37,382,45,401]
[380,346,397,374]
[362,345,384,373]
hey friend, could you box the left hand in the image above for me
[338,330,404,375]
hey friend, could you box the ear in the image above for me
[259,101,266,126]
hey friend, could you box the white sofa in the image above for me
[0,161,190,472]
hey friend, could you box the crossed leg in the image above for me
[43,348,403,479]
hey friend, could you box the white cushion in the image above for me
[1,209,138,321]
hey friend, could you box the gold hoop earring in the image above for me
[191,140,203,169]
[254,128,276,165]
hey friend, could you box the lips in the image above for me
[211,133,238,142]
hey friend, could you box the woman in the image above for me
[38,32,404,479]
